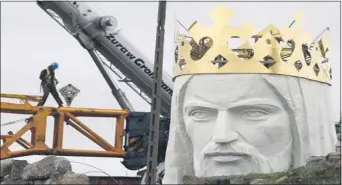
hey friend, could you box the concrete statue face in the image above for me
[183,75,292,177]
[163,5,336,184]
[163,74,337,184]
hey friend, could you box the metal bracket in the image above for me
[58,84,80,106]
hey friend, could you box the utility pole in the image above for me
[145,1,167,184]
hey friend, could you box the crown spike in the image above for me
[210,5,235,26]
[173,5,332,85]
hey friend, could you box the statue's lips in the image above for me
[206,152,249,162]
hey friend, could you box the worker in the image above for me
[36,62,64,107]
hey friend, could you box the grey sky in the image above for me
[1,1,340,177]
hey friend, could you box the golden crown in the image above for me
[173,5,331,85]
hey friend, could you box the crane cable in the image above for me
[1,117,32,127]
[1,99,34,127]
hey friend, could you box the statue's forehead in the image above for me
[183,74,281,107]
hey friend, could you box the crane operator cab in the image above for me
[122,112,170,170]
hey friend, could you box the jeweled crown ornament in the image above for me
[173,5,331,85]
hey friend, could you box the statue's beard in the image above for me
[193,140,293,177]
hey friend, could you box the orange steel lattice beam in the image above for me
[0,93,129,160]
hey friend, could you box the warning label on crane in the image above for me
[105,33,173,96]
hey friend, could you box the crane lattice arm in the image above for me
[1,93,128,160]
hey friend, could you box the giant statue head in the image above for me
[163,6,337,184]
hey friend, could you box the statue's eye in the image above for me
[188,109,216,122]
[241,109,270,120]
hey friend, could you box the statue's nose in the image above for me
[213,110,239,144]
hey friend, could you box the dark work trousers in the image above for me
[37,83,63,106]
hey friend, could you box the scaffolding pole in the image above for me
[145,1,167,184]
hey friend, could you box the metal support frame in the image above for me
[0,93,128,160]
[145,1,167,184]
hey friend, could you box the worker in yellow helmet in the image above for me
[36,62,64,107]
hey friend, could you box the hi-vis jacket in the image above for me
[39,67,56,84]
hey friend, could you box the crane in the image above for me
[2,1,335,184]
[145,1,167,184]
[1,0,170,183]
[34,1,171,181]
[35,1,173,117]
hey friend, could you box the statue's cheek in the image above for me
[237,114,292,156]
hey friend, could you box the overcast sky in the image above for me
[1,1,341,177]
